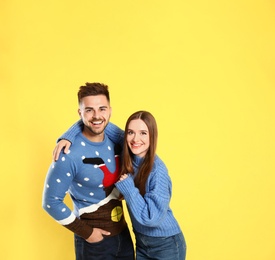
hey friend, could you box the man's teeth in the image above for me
[92,121,103,125]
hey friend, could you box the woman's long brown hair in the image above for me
[120,111,158,196]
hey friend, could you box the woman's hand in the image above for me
[117,174,129,182]
[53,139,71,161]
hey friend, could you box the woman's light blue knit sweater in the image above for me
[115,154,182,237]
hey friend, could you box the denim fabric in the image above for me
[74,227,135,260]
[135,231,186,260]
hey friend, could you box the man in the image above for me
[42,82,134,260]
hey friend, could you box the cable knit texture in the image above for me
[115,155,181,237]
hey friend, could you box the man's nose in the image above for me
[93,110,100,118]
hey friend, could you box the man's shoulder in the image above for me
[70,134,121,154]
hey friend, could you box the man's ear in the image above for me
[78,108,81,117]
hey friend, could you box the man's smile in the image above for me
[91,120,104,125]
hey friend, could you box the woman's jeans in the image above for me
[135,231,186,260]
[74,227,135,260]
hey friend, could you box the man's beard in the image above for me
[85,122,107,136]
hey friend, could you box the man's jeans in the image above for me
[74,227,135,260]
[135,231,186,260]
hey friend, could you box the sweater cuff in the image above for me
[57,120,83,144]
[64,218,94,239]
[115,176,136,196]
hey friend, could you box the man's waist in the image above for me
[80,200,127,236]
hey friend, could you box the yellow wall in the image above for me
[1,0,275,259]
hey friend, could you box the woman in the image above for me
[54,111,186,260]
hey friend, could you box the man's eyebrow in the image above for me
[84,106,108,109]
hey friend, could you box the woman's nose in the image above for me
[133,134,139,141]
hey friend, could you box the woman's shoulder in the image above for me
[148,155,171,187]
[154,154,166,165]
[153,155,168,173]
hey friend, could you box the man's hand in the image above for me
[53,139,72,161]
[86,228,111,243]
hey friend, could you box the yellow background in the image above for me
[1,0,275,259]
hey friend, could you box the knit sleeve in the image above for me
[115,159,171,227]
[57,120,83,143]
[42,156,93,239]
[105,122,124,147]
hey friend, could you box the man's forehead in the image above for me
[80,95,109,106]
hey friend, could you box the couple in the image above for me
[42,82,186,260]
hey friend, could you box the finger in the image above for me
[53,146,59,161]
[53,145,62,161]
[101,230,111,236]
[64,143,71,154]
[120,174,128,180]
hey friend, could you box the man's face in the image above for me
[78,95,112,140]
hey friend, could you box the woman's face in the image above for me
[126,119,150,158]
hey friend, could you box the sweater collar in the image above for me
[133,155,145,166]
